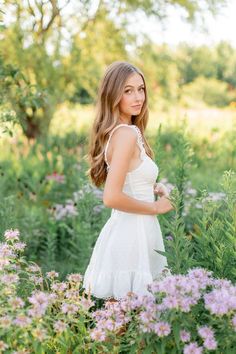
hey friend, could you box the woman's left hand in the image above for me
[153,182,169,198]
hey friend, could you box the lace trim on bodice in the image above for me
[104,124,145,173]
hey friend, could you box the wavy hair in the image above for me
[85,61,155,188]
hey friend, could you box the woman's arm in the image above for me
[103,126,174,215]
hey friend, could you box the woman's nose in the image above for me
[134,90,143,101]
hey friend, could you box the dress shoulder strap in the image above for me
[104,124,145,171]
[104,124,134,166]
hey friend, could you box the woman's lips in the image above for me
[132,105,142,108]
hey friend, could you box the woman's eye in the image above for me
[139,87,145,91]
[125,89,132,94]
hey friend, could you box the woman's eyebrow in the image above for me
[124,84,145,88]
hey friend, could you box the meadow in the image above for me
[0,105,236,353]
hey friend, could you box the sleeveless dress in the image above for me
[82,124,168,301]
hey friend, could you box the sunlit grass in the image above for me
[49,102,236,139]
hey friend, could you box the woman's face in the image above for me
[118,73,145,119]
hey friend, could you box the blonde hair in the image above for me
[85,61,154,187]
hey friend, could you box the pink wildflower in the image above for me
[153,322,171,337]
[67,273,83,283]
[8,297,25,309]
[90,328,106,342]
[46,270,59,279]
[1,273,19,284]
[51,282,67,292]
[13,314,32,327]
[203,337,218,350]
[54,320,67,333]
[13,242,26,251]
[4,229,20,241]
[198,326,214,339]
[180,330,191,343]
[80,297,95,310]
[61,303,78,315]
[183,342,203,354]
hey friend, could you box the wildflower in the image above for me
[166,235,173,241]
[8,297,25,309]
[51,282,67,292]
[45,172,65,184]
[28,291,49,307]
[198,326,215,340]
[80,297,95,311]
[183,342,203,354]
[139,322,153,333]
[27,264,41,273]
[204,285,236,315]
[0,243,16,258]
[0,315,12,328]
[13,242,26,251]
[13,314,32,327]
[1,273,19,284]
[67,273,83,283]
[61,303,78,315]
[29,275,43,285]
[46,270,59,279]
[49,202,78,220]
[32,327,47,342]
[153,321,171,337]
[54,320,67,333]
[65,289,80,299]
[90,328,106,342]
[139,310,155,324]
[203,337,218,350]
[4,229,20,241]
[180,330,191,343]
[0,258,10,269]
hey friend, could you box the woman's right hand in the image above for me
[153,196,174,215]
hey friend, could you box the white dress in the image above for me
[82,124,168,301]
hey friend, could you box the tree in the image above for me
[0,0,229,138]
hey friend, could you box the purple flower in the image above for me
[4,229,20,241]
[166,235,173,241]
[183,342,203,354]
[203,337,218,350]
[45,172,65,184]
[139,310,154,324]
[180,330,191,343]
[153,322,171,337]
[1,273,19,284]
[13,315,32,327]
[67,273,83,283]
[54,320,67,333]
[198,326,214,340]
[51,282,67,292]
[61,303,78,315]
[204,286,236,315]
[80,297,95,311]
[90,328,106,342]
[46,270,59,279]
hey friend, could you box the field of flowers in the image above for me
[0,109,236,353]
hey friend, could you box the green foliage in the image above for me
[181,76,235,107]
[191,171,236,281]
[0,1,234,139]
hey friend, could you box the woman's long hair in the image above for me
[86,61,155,188]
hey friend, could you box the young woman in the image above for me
[82,61,174,303]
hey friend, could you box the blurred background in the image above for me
[0,0,236,278]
